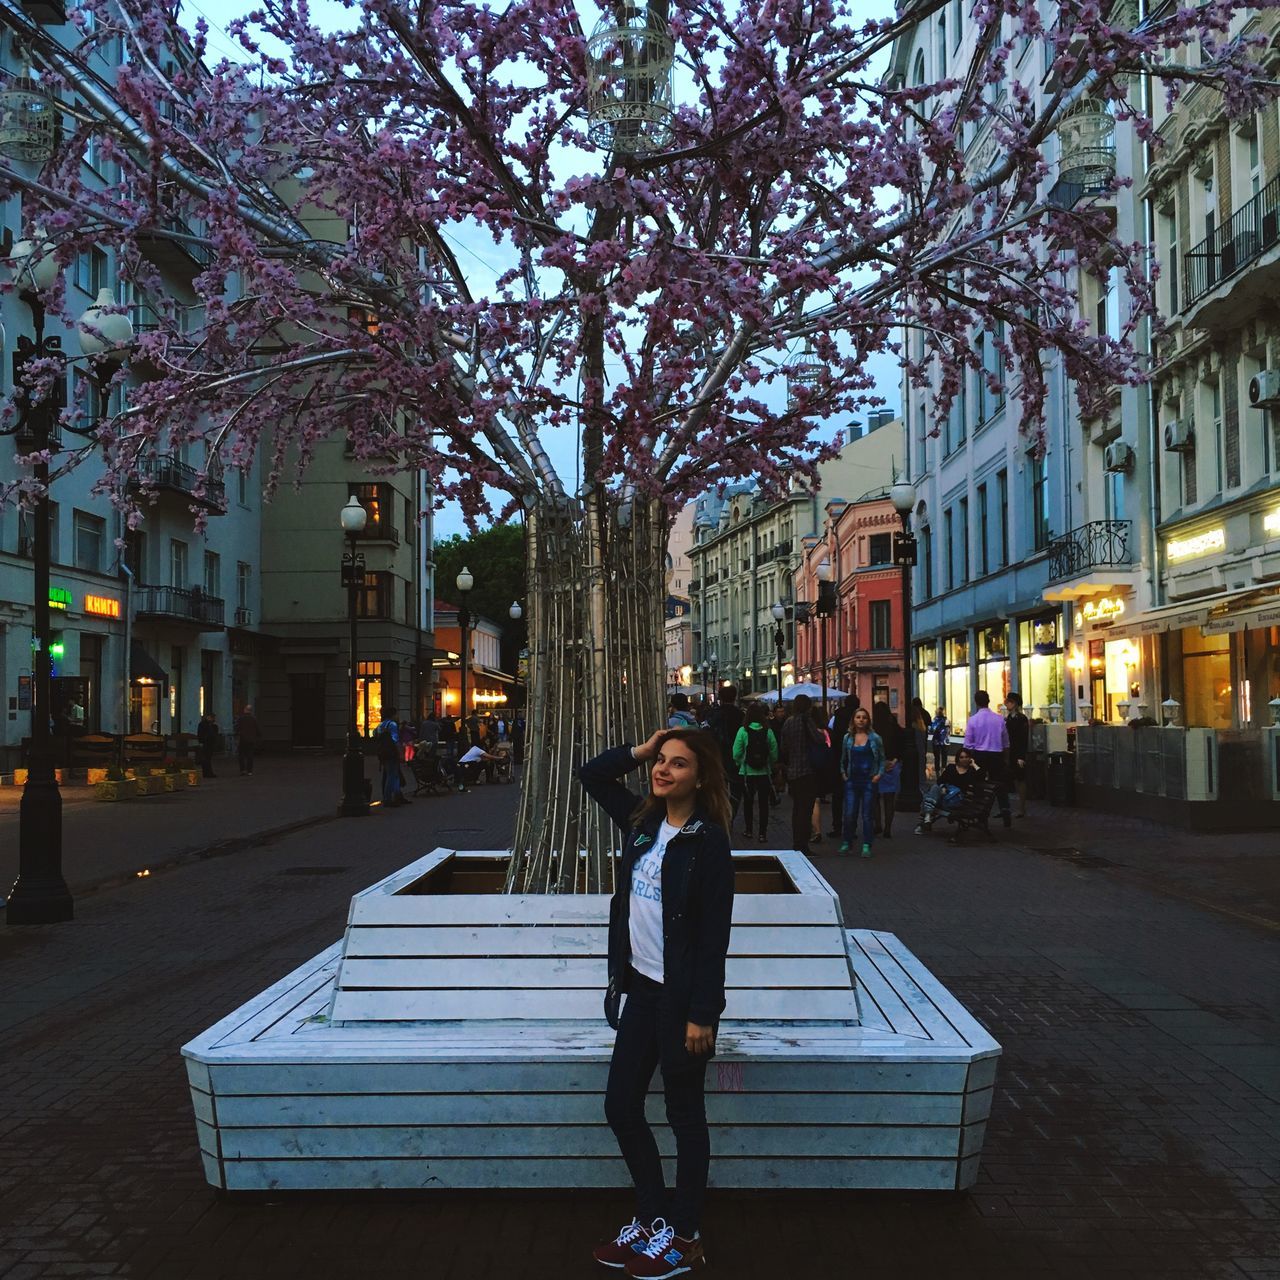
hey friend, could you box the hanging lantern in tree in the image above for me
[0,67,55,164]
[586,6,675,155]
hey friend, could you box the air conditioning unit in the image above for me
[1248,369,1280,408]
[1163,418,1194,452]
[1103,441,1135,473]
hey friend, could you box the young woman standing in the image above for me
[839,706,885,857]
[578,728,735,1278]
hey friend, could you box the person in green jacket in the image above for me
[732,701,780,844]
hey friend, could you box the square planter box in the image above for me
[184,849,1001,1194]
[95,778,136,801]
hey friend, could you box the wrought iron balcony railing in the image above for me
[1183,172,1280,308]
[1046,520,1132,584]
[1047,145,1117,210]
[129,453,226,511]
[135,584,225,628]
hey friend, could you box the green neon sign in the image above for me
[49,588,72,611]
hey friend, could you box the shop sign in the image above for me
[1079,596,1126,627]
[49,587,71,611]
[84,594,121,618]
[1243,603,1280,630]
[1202,614,1247,636]
[17,673,31,710]
[1167,527,1225,562]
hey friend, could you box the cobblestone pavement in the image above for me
[0,777,1277,1280]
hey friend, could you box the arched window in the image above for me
[937,16,946,74]
[913,50,925,86]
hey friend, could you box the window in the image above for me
[356,661,383,736]
[237,467,248,506]
[916,401,928,478]
[937,15,946,74]
[237,562,251,610]
[73,509,105,573]
[73,247,107,297]
[1210,376,1224,495]
[124,528,147,579]
[356,571,392,618]
[1105,470,1124,522]
[1031,458,1050,551]
[1094,264,1121,339]
[922,525,934,599]
[72,372,106,428]
[977,484,989,575]
[870,600,892,650]
[944,507,954,590]
[868,533,892,565]
[348,482,394,539]
[169,538,188,589]
[959,496,970,583]
[997,469,1009,565]
[1161,206,1180,314]
[977,322,1005,422]
[203,550,221,597]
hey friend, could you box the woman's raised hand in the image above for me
[632,729,667,762]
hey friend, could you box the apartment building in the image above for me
[689,420,903,696]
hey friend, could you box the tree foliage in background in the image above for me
[433,523,527,673]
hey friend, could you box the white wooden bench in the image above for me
[183,849,999,1193]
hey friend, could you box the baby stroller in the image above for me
[410,743,452,797]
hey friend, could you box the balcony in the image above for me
[1183,173,1280,315]
[1043,520,1137,601]
[135,187,215,277]
[351,522,400,547]
[135,585,225,629]
[128,454,227,513]
[688,578,701,593]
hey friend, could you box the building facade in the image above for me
[432,603,512,718]
[689,420,903,697]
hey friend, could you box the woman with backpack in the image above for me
[578,727,735,1278]
[732,701,779,844]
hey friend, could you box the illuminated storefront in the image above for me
[976,624,1010,704]
[914,640,940,717]
[1018,613,1064,716]
[943,633,970,731]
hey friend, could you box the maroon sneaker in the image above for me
[625,1221,705,1278]
[593,1218,654,1269]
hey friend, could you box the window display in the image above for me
[944,633,970,732]
[1018,614,1064,716]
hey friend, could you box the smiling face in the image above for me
[649,736,700,806]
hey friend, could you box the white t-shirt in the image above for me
[459,746,486,764]
[629,820,681,983]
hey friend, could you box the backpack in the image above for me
[744,724,770,770]
[374,724,398,763]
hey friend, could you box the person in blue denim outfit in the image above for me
[839,706,885,857]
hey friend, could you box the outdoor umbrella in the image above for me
[756,682,851,703]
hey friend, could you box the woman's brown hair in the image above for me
[630,729,733,832]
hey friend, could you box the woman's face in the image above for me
[853,709,871,731]
[650,737,700,805]
[955,751,973,770]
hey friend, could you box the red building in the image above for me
[793,494,908,714]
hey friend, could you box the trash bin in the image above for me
[1046,751,1075,807]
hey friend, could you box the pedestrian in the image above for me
[454,741,503,788]
[418,712,441,750]
[840,706,884,857]
[708,684,744,823]
[578,727,733,1278]
[808,705,832,842]
[234,704,262,776]
[439,709,459,763]
[1005,691,1030,818]
[512,712,526,766]
[929,706,950,780]
[907,696,930,788]
[373,708,410,807]
[732,700,778,844]
[963,690,1011,827]
[667,691,699,730]
[915,747,985,833]
[872,702,904,838]
[196,710,219,778]
[399,716,417,764]
[826,698,855,839]
[779,693,824,853]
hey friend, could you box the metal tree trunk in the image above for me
[506,495,667,894]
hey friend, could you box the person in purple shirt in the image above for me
[963,690,1012,827]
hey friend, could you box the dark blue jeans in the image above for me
[843,779,875,846]
[604,968,710,1237]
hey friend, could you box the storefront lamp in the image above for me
[1117,699,1131,721]
[456,565,474,593]
[1046,702,1062,723]
[1077,701,1093,724]
[508,601,522,621]
[77,287,135,356]
[889,480,916,515]
[815,559,833,583]
[1161,698,1181,727]
[10,226,58,293]
[339,495,368,535]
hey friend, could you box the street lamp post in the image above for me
[815,559,836,726]
[771,601,786,702]
[456,567,474,770]
[7,235,70,925]
[339,497,370,816]
[508,599,522,715]
[890,479,922,811]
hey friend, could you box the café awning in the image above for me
[130,641,169,690]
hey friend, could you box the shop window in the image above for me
[1018,615,1064,714]
[916,641,940,718]
[356,660,383,736]
[944,632,970,731]
[977,625,1009,704]
[1243,624,1280,727]
[1178,628,1232,729]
